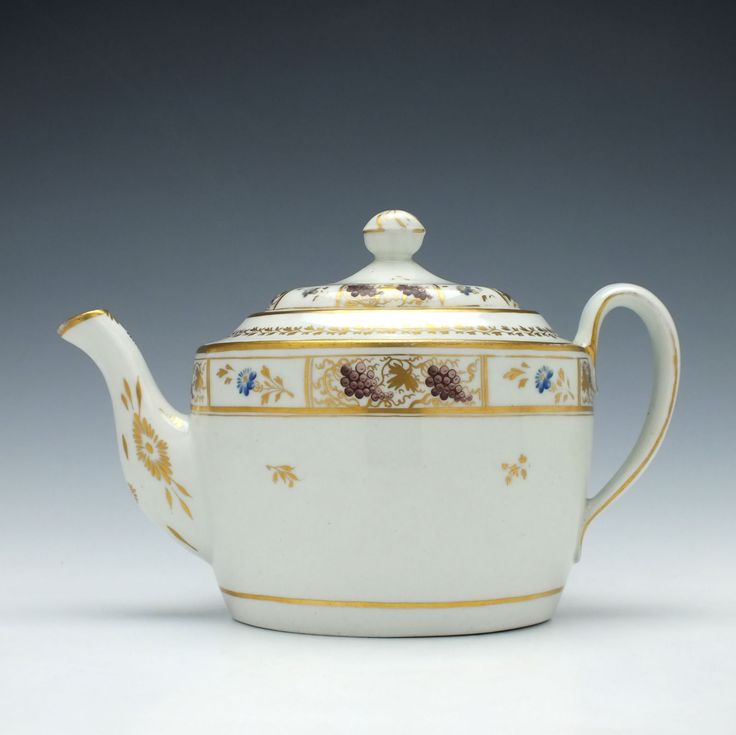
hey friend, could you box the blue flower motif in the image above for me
[535,366,553,393]
[237,369,258,397]
[457,285,479,296]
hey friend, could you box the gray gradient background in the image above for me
[2,2,735,733]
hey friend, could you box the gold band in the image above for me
[57,309,113,337]
[363,227,425,233]
[220,586,563,609]
[193,404,592,416]
[254,307,538,316]
[198,339,585,354]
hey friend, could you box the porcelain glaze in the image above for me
[59,210,680,636]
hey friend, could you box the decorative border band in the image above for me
[191,353,594,416]
[220,585,563,609]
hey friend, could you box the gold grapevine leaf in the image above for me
[165,487,173,509]
[122,434,129,460]
[121,393,129,410]
[518,378,528,388]
[123,379,132,402]
[216,368,228,378]
[174,481,191,498]
[135,378,142,408]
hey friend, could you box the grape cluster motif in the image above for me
[397,284,430,300]
[425,364,473,402]
[345,284,380,298]
[340,361,393,402]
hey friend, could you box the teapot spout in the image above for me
[58,310,210,561]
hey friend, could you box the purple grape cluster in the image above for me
[397,284,430,300]
[425,365,473,402]
[340,361,392,402]
[346,283,379,298]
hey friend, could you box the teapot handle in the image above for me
[573,284,680,555]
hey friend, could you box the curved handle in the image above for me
[574,284,680,554]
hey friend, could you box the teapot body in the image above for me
[191,342,594,635]
[59,211,679,636]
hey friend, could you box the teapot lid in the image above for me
[200,210,566,351]
[264,210,521,311]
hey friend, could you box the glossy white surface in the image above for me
[3,514,734,734]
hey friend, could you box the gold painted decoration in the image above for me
[214,363,294,405]
[266,464,300,488]
[503,362,531,388]
[503,359,592,406]
[502,455,529,486]
[167,526,198,551]
[190,360,208,404]
[579,359,595,405]
[220,585,563,609]
[311,355,481,409]
[120,377,193,517]
[550,367,575,404]
[193,353,594,415]
[229,324,560,339]
[258,365,295,404]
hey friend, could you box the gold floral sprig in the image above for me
[120,377,193,518]
[266,464,300,488]
[258,365,294,405]
[502,454,528,486]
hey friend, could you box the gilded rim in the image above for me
[198,339,586,354]
[57,308,113,336]
[220,586,563,609]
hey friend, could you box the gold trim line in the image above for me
[254,307,537,316]
[363,227,425,233]
[581,329,679,540]
[198,339,585,354]
[193,404,593,416]
[220,586,563,609]
[57,309,112,336]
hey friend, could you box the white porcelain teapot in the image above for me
[59,210,679,636]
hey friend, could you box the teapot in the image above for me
[59,210,679,636]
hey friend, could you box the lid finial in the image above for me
[363,210,425,261]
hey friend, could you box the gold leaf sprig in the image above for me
[259,365,294,405]
[503,362,530,388]
[502,454,528,486]
[266,464,300,488]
